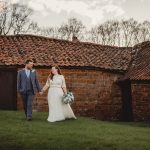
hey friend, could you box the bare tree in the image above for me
[87,26,102,44]
[139,21,150,42]
[88,20,121,46]
[38,17,86,40]
[38,27,61,38]
[120,18,139,47]
[88,18,150,47]
[58,18,85,40]
[0,2,34,35]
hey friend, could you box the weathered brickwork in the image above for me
[17,68,123,120]
[131,83,150,121]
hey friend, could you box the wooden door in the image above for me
[0,68,17,110]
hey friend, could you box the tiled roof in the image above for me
[124,41,150,80]
[0,34,132,71]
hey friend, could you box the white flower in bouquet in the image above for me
[62,91,75,104]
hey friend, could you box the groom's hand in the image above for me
[39,91,43,95]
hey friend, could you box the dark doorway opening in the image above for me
[0,68,17,110]
[118,80,133,121]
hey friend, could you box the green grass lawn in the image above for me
[0,111,150,150]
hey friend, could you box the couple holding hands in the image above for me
[17,59,76,122]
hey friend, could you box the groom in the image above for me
[17,59,42,121]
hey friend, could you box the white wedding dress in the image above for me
[43,74,76,122]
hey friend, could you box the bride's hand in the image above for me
[64,92,67,95]
[39,91,43,95]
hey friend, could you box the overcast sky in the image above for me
[3,0,150,28]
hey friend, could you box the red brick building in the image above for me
[0,35,149,121]
[120,42,150,121]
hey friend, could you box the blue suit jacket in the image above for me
[17,69,42,95]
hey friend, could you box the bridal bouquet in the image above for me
[62,92,75,104]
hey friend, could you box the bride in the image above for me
[41,65,76,122]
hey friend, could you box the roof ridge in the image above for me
[0,34,132,49]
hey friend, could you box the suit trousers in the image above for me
[21,90,34,118]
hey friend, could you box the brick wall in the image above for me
[17,68,123,120]
[131,83,150,121]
